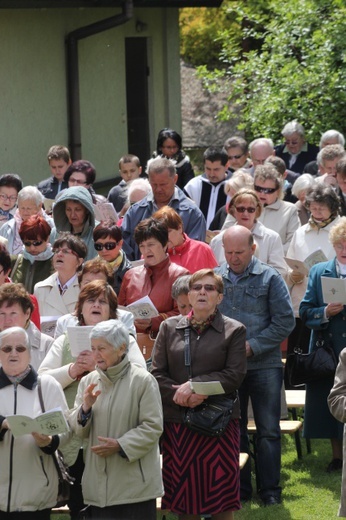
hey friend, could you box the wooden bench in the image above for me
[52,453,249,517]
[247,419,303,458]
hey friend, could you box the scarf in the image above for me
[187,308,217,336]
[7,365,31,385]
[106,250,123,272]
[308,215,335,230]
[22,243,54,265]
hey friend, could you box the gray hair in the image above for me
[0,326,30,350]
[249,138,274,153]
[224,170,253,196]
[128,178,152,200]
[281,120,305,138]
[171,275,191,300]
[320,129,345,148]
[18,186,44,206]
[291,174,316,198]
[147,157,176,178]
[89,319,129,353]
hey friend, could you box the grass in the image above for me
[51,435,342,520]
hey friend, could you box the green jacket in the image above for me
[11,255,54,294]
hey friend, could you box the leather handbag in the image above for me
[286,335,338,387]
[182,327,235,437]
[37,377,74,507]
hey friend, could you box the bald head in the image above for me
[223,226,256,273]
[250,138,275,167]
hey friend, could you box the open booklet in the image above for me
[285,249,328,276]
[126,296,159,320]
[190,381,225,396]
[93,203,118,223]
[7,407,69,438]
[321,276,346,304]
[67,326,93,357]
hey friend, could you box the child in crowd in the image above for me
[107,154,142,212]
[37,145,71,200]
[0,174,22,228]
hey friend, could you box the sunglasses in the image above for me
[1,345,27,353]
[23,240,43,247]
[53,248,79,257]
[228,153,244,160]
[94,242,118,251]
[235,206,256,214]
[254,185,277,194]
[190,284,218,292]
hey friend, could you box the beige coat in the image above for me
[69,356,164,508]
[328,347,346,517]
[34,272,80,317]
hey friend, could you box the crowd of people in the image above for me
[1,121,346,519]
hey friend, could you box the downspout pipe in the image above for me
[66,0,134,160]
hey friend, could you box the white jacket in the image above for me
[257,198,301,253]
[34,272,80,317]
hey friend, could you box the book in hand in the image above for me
[285,249,328,276]
[93,203,118,224]
[321,276,346,304]
[190,381,225,396]
[126,296,159,320]
[6,407,69,438]
[67,326,93,357]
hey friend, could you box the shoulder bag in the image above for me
[182,327,236,437]
[37,377,74,507]
[286,332,338,387]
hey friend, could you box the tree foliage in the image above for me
[196,0,346,143]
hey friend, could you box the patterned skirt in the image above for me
[161,419,240,515]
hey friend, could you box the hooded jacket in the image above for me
[51,186,97,261]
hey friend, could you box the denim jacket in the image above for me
[215,257,295,369]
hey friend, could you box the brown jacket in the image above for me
[151,311,247,422]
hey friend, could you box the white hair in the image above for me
[291,174,316,198]
[89,319,129,353]
[320,129,345,148]
[0,326,30,350]
[281,120,305,137]
[18,186,44,206]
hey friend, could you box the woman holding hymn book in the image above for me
[285,184,341,359]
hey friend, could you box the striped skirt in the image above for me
[161,419,240,515]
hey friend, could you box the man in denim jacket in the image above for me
[215,226,294,507]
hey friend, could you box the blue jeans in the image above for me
[239,367,282,500]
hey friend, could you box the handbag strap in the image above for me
[184,327,192,379]
[37,376,61,476]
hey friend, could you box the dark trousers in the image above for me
[68,449,86,519]
[82,500,156,520]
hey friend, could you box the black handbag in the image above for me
[182,327,236,437]
[286,334,338,387]
[37,377,74,507]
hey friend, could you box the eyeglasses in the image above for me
[1,345,27,354]
[69,178,87,185]
[285,140,299,146]
[94,242,118,251]
[254,185,277,194]
[53,248,79,257]
[234,206,256,214]
[228,153,244,160]
[0,194,17,202]
[23,240,44,247]
[190,284,218,292]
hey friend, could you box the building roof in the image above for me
[0,0,223,7]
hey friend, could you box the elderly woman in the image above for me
[253,164,300,252]
[51,186,97,261]
[93,222,132,295]
[328,349,346,517]
[0,283,53,371]
[0,186,54,254]
[210,189,288,276]
[69,319,163,520]
[118,218,189,359]
[0,326,69,518]
[11,215,54,293]
[153,206,218,272]
[291,173,316,225]
[286,184,341,358]
[34,233,87,318]
[117,178,152,225]
[274,120,319,174]
[304,129,345,176]
[171,274,192,316]
[299,217,346,473]
[152,269,247,519]
[54,257,137,347]
[39,279,145,519]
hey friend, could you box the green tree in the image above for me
[198,0,346,143]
